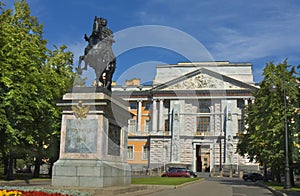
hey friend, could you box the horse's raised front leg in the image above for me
[77,55,89,75]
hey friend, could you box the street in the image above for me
[146,177,276,196]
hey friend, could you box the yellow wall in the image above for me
[128,140,148,164]
[129,101,151,134]
[128,101,151,164]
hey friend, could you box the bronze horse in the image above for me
[78,17,116,90]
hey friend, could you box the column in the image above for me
[225,102,234,165]
[152,99,157,132]
[137,100,142,132]
[192,143,196,172]
[171,102,180,162]
[244,99,248,106]
[209,143,214,173]
[158,99,164,131]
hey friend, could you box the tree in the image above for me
[0,0,75,179]
[237,60,299,184]
[30,45,74,177]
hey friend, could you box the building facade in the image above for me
[112,61,259,173]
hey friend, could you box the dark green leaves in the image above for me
[237,60,299,170]
[0,0,75,174]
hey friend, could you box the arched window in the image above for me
[197,105,210,134]
[198,106,210,113]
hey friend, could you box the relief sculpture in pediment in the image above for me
[166,74,226,90]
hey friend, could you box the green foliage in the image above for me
[265,181,300,192]
[0,0,75,176]
[237,60,299,172]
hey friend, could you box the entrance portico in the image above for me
[192,142,214,173]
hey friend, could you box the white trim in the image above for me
[142,145,148,160]
[152,96,255,100]
[120,98,150,101]
[137,101,142,132]
[127,145,134,160]
[144,119,150,132]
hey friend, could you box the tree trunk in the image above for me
[33,156,41,178]
[290,167,295,187]
[6,150,14,180]
[2,152,8,176]
[48,160,53,177]
[263,165,268,181]
[274,167,281,183]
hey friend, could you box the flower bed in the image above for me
[0,190,22,196]
[0,186,92,196]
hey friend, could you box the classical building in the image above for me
[112,61,259,173]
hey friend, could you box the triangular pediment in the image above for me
[152,68,258,91]
[164,73,241,90]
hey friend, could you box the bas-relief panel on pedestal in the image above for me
[108,124,121,156]
[65,119,98,153]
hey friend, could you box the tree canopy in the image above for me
[0,0,75,179]
[237,60,299,183]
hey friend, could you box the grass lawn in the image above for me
[264,181,300,192]
[131,176,200,186]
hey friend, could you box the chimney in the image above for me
[125,78,140,86]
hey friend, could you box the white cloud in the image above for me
[114,25,215,62]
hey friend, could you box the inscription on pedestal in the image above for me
[65,119,98,153]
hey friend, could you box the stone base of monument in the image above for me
[52,159,131,187]
[52,87,132,188]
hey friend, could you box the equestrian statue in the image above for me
[77,16,116,90]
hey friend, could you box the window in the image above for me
[164,119,169,132]
[164,100,170,108]
[238,119,244,133]
[144,102,151,110]
[127,146,134,160]
[197,104,210,133]
[197,117,210,132]
[199,106,210,113]
[142,145,148,160]
[144,119,150,132]
[129,102,137,110]
[128,119,136,132]
[204,157,208,166]
[237,99,244,109]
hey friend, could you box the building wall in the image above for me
[128,100,151,136]
[113,61,259,173]
[127,139,148,165]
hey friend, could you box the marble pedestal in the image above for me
[52,87,132,188]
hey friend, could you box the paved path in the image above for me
[1,177,300,196]
[145,177,274,196]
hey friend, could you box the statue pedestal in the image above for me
[52,87,132,188]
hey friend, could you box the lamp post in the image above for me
[270,85,291,189]
[283,87,291,189]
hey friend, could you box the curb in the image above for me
[174,178,204,189]
[0,179,51,186]
[119,178,204,196]
[256,182,287,196]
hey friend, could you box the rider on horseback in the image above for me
[77,16,116,90]
[83,17,113,56]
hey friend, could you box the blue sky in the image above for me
[3,0,300,85]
